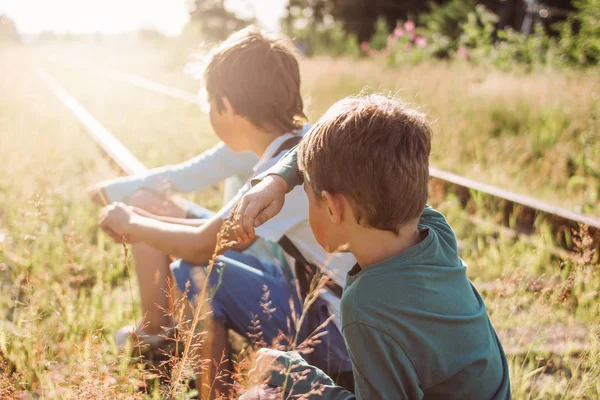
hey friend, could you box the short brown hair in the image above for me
[203,25,306,133]
[298,94,431,234]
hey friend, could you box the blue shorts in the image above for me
[172,202,352,375]
[185,201,286,270]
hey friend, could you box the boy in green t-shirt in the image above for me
[234,94,511,399]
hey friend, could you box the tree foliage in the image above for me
[186,0,252,41]
[0,14,19,42]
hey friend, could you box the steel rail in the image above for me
[37,68,148,176]
[36,68,203,214]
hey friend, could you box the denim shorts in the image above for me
[172,201,352,375]
[185,201,285,269]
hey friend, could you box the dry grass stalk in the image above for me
[167,218,237,399]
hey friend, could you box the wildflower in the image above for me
[457,46,468,60]
[404,42,412,51]
[404,20,415,32]
[381,48,389,56]
[360,41,370,52]
[393,27,404,38]
[415,36,428,48]
[368,49,380,57]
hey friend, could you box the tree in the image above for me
[186,0,253,41]
[0,14,19,42]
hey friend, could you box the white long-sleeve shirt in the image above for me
[102,142,258,203]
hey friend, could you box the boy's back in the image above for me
[341,206,510,399]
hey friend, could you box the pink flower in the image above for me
[457,46,468,60]
[415,36,428,48]
[381,48,389,56]
[368,49,380,57]
[404,20,415,32]
[361,41,370,51]
[393,27,404,38]
[404,42,412,51]
[409,32,416,41]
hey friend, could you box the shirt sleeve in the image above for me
[251,145,303,193]
[267,351,355,400]
[103,142,258,203]
[343,322,423,400]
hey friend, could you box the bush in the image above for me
[556,0,600,66]
[458,4,497,61]
[417,0,476,58]
[457,1,599,69]
[385,21,433,65]
[291,21,361,58]
[314,22,361,58]
[421,0,476,41]
[494,24,560,70]
[369,17,389,51]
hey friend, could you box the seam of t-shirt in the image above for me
[349,354,380,398]
[343,324,386,398]
[343,321,424,387]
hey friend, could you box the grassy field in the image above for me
[0,40,599,398]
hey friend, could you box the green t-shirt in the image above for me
[265,147,511,399]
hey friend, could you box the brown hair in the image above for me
[203,25,307,133]
[298,94,432,234]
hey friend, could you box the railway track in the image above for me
[36,68,204,216]
[38,67,600,254]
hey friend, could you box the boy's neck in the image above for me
[348,220,422,269]
[242,121,287,158]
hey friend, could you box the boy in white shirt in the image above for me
[97,26,354,398]
[88,142,267,345]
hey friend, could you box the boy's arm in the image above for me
[131,207,208,227]
[89,142,257,205]
[251,145,303,191]
[343,323,423,399]
[234,146,302,243]
[254,350,355,400]
[99,203,250,265]
[264,326,422,399]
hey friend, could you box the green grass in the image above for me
[0,40,599,398]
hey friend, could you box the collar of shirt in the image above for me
[253,124,311,173]
[345,228,434,286]
[254,132,297,173]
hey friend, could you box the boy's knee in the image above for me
[170,259,208,300]
[128,189,184,217]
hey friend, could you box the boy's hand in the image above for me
[239,386,281,400]
[233,175,288,243]
[248,348,285,383]
[87,183,109,206]
[99,202,138,243]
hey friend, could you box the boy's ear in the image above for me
[221,97,235,118]
[321,191,343,224]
